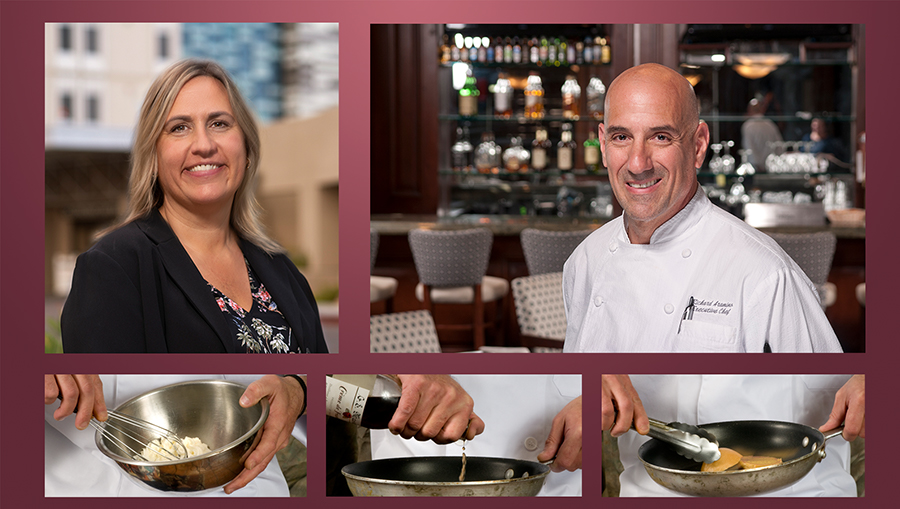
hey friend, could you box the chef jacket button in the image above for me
[664,303,674,314]
[593,296,603,307]
[524,437,539,451]
[682,248,692,258]
[609,242,617,253]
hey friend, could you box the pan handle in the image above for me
[822,426,845,441]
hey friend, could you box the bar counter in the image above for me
[371,215,865,352]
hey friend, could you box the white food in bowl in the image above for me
[139,436,211,462]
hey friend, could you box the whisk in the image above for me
[92,410,188,462]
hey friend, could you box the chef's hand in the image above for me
[391,375,485,444]
[538,396,582,472]
[819,374,865,441]
[45,374,107,430]
[602,374,648,437]
[225,375,305,494]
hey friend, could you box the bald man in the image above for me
[562,64,842,353]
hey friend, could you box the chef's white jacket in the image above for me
[563,187,842,352]
[370,375,582,496]
[44,375,307,497]
[616,375,857,497]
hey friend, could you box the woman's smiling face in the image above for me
[156,76,247,216]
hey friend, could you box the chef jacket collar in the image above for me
[621,185,710,245]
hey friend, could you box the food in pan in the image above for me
[739,456,783,470]
[700,447,742,472]
[701,449,783,473]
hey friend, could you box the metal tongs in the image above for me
[636,418,721,463]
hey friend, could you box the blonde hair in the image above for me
[106,58,282,254]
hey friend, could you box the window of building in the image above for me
[59,24,72,51]
[158,33,169,59]
[61,93,73,120]
[86,95,99,122]
[85,26,98,54]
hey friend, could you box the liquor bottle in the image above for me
[485,39,494,62]
[325,375,402,429]
[503,136,531,173]
[494,72,514,118]
[600,37,611,64]
[593,36,603,64]
[584,131,601,174]
[475,131,502,174]
[451,35,461,62]
[460,36,469,62]
[575,41,584,64]
[477,37,488,63]
[557,123,576,172]
[567,38,577,65]
[531,127,552,172]
[548,38,557,66]
[561,74,581,120]
[556,37,566,65]
[458,66,479,117]
[586,76,606,120]
[493,37,504,64]
[539,35,549,63]
[451,125,474,173]
[582,36,593,65]
[529,37,540,64]
[524,72,545,119]
[512,36,523,64]
[467,37,477,62]
[440,34,451,64]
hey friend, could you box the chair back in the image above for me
[408,228,493,287]
[520,228,591,275]
[370,310,442,353]
[370,229,379,271]
[511,272,567,341]
[766,231,837,286]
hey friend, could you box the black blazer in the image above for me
[61,209,329,353]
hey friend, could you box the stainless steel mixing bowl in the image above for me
[95,379,269,492]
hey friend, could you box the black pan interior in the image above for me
[640,421,824,471]
[342,457,548,483]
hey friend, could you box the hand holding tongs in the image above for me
[634,418,721,463]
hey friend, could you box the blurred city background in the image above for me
[44,23,340,352]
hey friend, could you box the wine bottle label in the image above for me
[532,148,547,170]
[459,96,477,116]
[558,147,573,170]
[325,377,369,425]
[585,146,600,165]
[495,91,511,114]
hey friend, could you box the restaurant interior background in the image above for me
[370,23,865,353]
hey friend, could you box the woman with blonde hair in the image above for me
[61,59,327,353]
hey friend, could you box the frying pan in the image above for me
[638,420,844,497]
[342,456,550,496]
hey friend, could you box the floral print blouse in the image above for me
[208,260,298,353]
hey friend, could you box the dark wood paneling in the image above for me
[371,24,440,215]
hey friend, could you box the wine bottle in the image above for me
[584,131,601,174]
[561,74,581,120]
[524,71,544,119]
[558,123,576,173]
[458,65,479,117]
[325,375,402,429]
[532,127,551,172]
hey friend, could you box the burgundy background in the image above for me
[1,1,894,507]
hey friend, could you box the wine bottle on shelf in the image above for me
[494,72,514,118]
[562,74,581,120]
[586,76,607,120]
[539,35,549,63]
[475,132,502,174]
[567,39,578,65]
[557,123,576,173]
[325,375,402,429]
[451,36,461,62]
[529,37,540,64]
[477,37,488,63]
[600,37,611,64]
[532,128,552,172]
[593,36,603,64]
[548,37,558,66]
[512,36,523,64]
[451,125,474,173]
[582,36,593,64]
[458,65,479,117]
[584,131,601,174]
[440,34,451,64]
[503,136,530,173]
[467,37,477,62]
[524,71,545,119]
[503,37,513,63]
[493,37,504,64]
